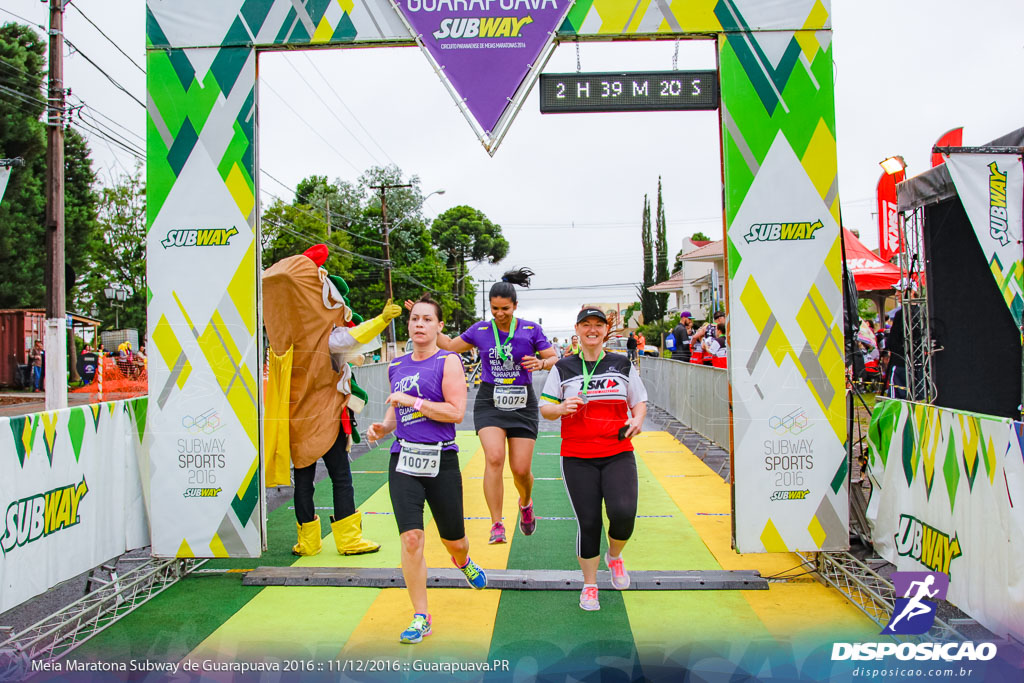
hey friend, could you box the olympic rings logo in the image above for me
[769,409,809,435]
[181,409,223,434]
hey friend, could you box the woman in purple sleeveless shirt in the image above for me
[421,268,558,545]
[367,295,486,645]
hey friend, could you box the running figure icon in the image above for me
[888,575,939,629]
[882,571,949,635]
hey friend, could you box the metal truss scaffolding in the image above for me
[0,557,205,679]
[805,551,965,643]
[897,206,936,402]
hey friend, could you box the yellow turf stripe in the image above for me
[634,432,877,642]
[340,436,507,656]
[182,587,379,661]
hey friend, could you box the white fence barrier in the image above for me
[0,399,150,613]
[639,357,730,449]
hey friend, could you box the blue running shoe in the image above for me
[399,613,431,644]
[453,556,487,589]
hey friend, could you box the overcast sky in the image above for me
[6,1,1024,340]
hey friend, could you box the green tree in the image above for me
[0,22,99,309]
[639,194,658,325]
[655,177,669,319]
[261,198,352,276]
[430,205,508,330]
[81,168,146,332]
[262,168,458,328]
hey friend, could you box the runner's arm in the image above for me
[366,406,397,442]
[436,332,473,354]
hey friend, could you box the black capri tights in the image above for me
[560,451,638,559]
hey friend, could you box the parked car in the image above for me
[605,335,659,357]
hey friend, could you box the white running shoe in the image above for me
[579,585,600,611]
[605,551,630,590]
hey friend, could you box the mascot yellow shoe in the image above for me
[292,516,323,556]
[331,512,381,555]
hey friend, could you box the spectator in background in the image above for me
[28,340,44,392]
[565,335,582,356]
[670,312,692,363]
[636,332,646,356]
[626,331,638,364]
[887,306,907,399]
[551,338,562,358]
[704,322,727,368]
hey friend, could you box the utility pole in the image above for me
[478,280,494,321]
[369,182,412,361]
[44,0,68,410]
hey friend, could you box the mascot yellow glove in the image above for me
[381,299,402,322]
[349,299,401,344]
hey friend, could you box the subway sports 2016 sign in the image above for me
[540,71,719,113]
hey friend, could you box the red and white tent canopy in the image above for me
[844,228,901,291]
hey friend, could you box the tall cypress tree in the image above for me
[639,194,658,325]
[655,177,670,318]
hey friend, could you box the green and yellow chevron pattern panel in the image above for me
[721,18,845,552]
[146,39,262,558]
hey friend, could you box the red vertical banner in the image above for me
[877,170,905,262]
[931,127,964,167]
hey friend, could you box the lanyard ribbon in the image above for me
[491,317,517,364]
[579,351,604,399]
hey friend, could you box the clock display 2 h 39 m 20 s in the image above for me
[539,70,718,113]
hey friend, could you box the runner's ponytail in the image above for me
[489,267,534,303]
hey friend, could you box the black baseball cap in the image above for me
[713,310,726,319]
[576,307,608,324]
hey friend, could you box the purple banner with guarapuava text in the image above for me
[392,0,570,135]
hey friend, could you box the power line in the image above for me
[62,35,145,109]
[281,58,382,167]
[66,1,145,75]
[301,52,397,167]
[0,7,45,30]
[261,80,360,174]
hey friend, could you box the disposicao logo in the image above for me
[831,572,997,663]
[161,228,238,248]
[744,220,823,244]
[0,478,89,555]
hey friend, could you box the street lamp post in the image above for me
[104,285,127,329]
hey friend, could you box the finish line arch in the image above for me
[144,0,846,558]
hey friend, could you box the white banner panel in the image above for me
[0,401,149,613]
[726,133,848,552]
[946,153,1024,327]
[867,399,1024,640]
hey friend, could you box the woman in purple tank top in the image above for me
[409,267,557,546]
[367,295,486,645]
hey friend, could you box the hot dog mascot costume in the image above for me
[262,244,400,556]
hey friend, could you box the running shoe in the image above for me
[488,521,506,544]
[519,501,536,536]
[605,551,630,590]
[399,613,432,644]
[453,556,487,589]
[579,585,600,611]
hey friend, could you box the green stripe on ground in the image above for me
[487,438,640,675]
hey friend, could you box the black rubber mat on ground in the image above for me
[241,566,767,590]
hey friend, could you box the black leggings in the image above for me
[388,450,465,541]
[561,451,638,559]
[293,425,355,524]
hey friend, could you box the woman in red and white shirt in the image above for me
[540,307,648,612]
